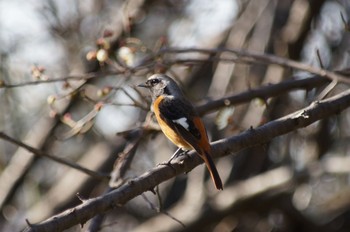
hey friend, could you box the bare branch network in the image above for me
[23,86,350,232]
[3,1,350,232]
[0,40,349,231]
[0,75,330,176]
[0,47,349,89]
[0,44,349,231]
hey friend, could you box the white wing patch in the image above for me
[173,117,190,131]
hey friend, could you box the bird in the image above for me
[138,74,223,190]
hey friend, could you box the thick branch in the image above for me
[212,89,350,158]
[25,89,350,232]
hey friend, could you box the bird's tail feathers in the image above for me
[201,150,223,190]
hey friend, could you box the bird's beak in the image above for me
[137,83,148,88]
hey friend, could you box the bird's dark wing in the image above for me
[157,97,204,151]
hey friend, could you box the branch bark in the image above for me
[196,75,328,115]
[24,89,350,232]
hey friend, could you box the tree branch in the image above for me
[24,88,350,232]
[212,89,350,159]
[196,75,328,115]
[159,47,350,84]
[0,132,109,180]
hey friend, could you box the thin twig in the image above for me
[340,12,350,31]
[159,47,350,84]
[109,133,144,188]
[316,49,325,69]
[0,71,124,88]
[141,193,186,228]
[316,79,338,100]
[0,132,109,180]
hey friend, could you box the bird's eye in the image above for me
[149,78,160,86]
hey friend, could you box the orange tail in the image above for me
[201,151,223,190]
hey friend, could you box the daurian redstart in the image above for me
[138,74,223,190]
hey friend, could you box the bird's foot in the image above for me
[157,148,188,169]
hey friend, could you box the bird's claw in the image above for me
[157,160,176,171]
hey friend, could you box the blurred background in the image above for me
[1,0,350,231]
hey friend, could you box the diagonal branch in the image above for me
[0,132,109,180]
[159,47,350,84]
[211,89,350,158]
[24,88,350,232]
[0,71,124,88]
[196,75,328,115]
